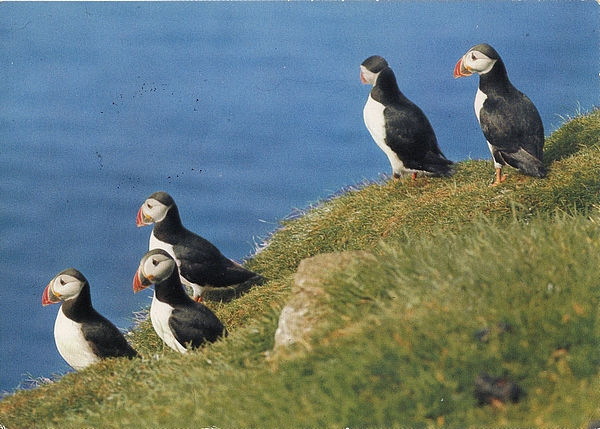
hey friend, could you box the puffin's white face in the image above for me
[136,198,171,227]
[142,252,175,282]
[360,65,380,86]
[455,49,497,77]
[133,251,176,292]
[43,273,85,305]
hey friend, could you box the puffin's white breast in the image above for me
[363,95,387,147]
[149,232,183,280]
[150,293,187,353]
[54,306,100,370]
[150,231,176,257]
[474,89,499,164]
[474,88,487,124]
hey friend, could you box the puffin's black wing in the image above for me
[384,102,453,175]
[175,243,261,287]
[80,316,138,359]
[479,90,545,176]
[169,303,226,348]
[173,228,263,287]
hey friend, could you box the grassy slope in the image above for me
[1,109,599,428]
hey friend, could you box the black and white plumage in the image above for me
[133,249,226,353]
[361,55,453,180]
[42,268,138,370]
[454,43,546,186]
[136,191,265,302]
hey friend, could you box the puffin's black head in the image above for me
[468,44,500,60]
[58,268,87,283]
[148,191,175,207]
[361,55,389,74]
[136,191,176,227]
[360,56,390,86]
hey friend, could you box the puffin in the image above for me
[360,55,453,180]
[42,268,138,370]
[136,191,265,302]
[133,249,227,353]
[454,43,546,186]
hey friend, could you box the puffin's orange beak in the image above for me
[454,57,472,78]
[133,268,153,293]
[42,283,60,306]
[136,206,153,227]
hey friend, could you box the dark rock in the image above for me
[474,372,525,406]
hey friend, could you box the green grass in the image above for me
[1,108,599,428]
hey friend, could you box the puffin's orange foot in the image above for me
[491,167,507,186]
[490,174,506,186]
[193,296,203,303]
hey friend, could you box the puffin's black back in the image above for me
[175,242,261,287]
[478,78,544,162]
[475,48,545,172]
[372,67,453,174]
[152,199,229,280]
[152,195,264,288]
[170,304,227,348]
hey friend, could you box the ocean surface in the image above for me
[1,1,597,394]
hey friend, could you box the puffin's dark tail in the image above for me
[504,149,547,178]
[202,274,266,302]
[427,163,455,177]
[421,153,454,177]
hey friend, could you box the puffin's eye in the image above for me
[147,203,153,209]
[152,258,159,266]
[471,53,477,61]
[60,278,66,286]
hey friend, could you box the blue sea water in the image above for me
[0,1,597,394]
